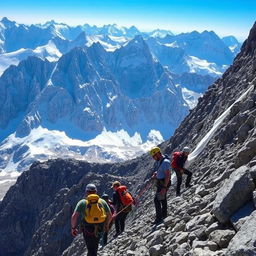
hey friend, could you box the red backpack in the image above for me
[116,185,133,206]
[171,151,182,169]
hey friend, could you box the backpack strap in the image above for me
[156,155,168,172]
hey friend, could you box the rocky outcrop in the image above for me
[212,166,255,223]
[0,158,138,256]
[226,210,256,256]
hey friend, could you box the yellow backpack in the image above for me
[84,194,107,224]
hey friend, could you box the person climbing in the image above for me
[112,181,133,237]
[71,184,111,256]
[101,193,115,245]
[171,146,192,196]
[150,146,171,225]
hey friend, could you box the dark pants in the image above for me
[174,168,192,195]
[103,221,113,245]
[115,211,128,234]
[82,226,100,256]
[154,186,167,222]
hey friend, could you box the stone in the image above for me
[250,165,256,180]
[136,246,149,256]
[209,229,236,248]
[186,213,211,231]
[173,243,191,256]
[212,166,255,223]
[193,226,207,240]
[195,185,209,197]
[168,243,179,253]
[170,232,189,245]
[187,232,197,244]
[232,216,250,232]
[149,244,165,256]
[146,230,165,247]
[187,205,200,215]
[172,221,186,232]
[230,200,255,231]
[205,168,233,189]
[192,240,218,251]
[235,138,256,168]
[192,248,216,256]
[205,222,222,236]
[164,216,174,228]
[237,123,251,143]
[226,210,256,256]
[126,250,136,256]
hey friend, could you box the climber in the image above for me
[71,184,111,256]
[101,193,115,245]
[112,181,133,237]
[171,146,192,196]
[150,146,171,225]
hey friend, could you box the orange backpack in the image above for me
[116,185,133,206]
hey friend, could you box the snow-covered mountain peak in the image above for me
[222,35,240,45]
[149,29,174,38]
[201,30,221,41]
[127,25,140,34]
[0,17,17,28]
[100,24,126,36]
[39,20,68,28]
[222,36,242,55]
[123,35,148,51]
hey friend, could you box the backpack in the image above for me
[116,185,133,206]
[171,152,185,169]
[84,194,107,224]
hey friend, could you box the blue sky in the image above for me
[0,0,255,41]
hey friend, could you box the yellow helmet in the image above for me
[150,147,161,156]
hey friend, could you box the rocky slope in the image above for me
[0,22,255,256]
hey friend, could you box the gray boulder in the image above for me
[209,229,236,248]
[226,210,256,256]
[149,244,165,256]
[173,243,191,256]
[192,240,218,251]
[212,166,255,223]
[230,201,255,231]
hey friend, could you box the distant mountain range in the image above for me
[0,17,241,76]
[0,17,242,171]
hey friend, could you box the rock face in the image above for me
[212,166,255,223]
[0,21,256,256]
[0,158,141,256]
[226,210,256,256]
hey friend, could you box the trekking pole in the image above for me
[112,202,133,219]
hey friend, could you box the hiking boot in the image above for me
[113,232,120,238]
[176,192,181,197]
